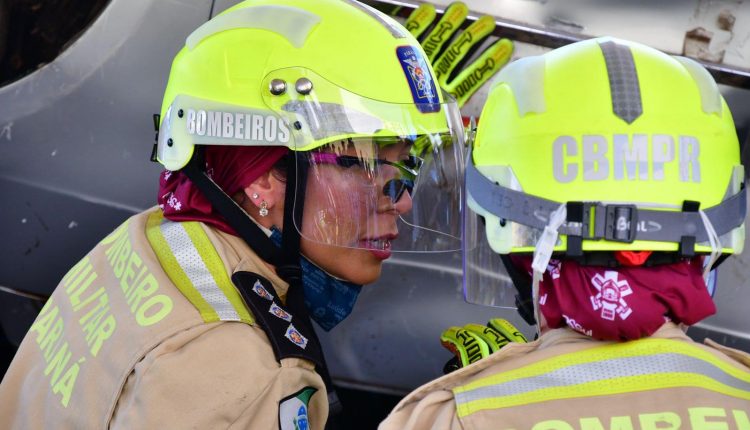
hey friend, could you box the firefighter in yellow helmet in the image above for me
[0,1,466,428]
[380,37,750,429]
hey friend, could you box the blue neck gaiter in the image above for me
[269,228,362,331]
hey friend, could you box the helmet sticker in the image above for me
[184,109,290,144]
[396,46,440,113]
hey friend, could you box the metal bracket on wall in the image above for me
[363,0,750,89]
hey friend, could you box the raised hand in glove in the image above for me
[440,318,527,374]
[405,2,513,108]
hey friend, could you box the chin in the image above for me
[338,261,382,285]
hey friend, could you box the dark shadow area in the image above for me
[0,330,15,381]
[335,385,403,430]
[0,0,110,86]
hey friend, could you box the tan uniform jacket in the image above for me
[380,323,750,430]
[0,208,327,429]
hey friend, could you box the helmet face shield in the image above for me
[463,175,520,308]
[258,68,465,252]
[292,112,465,253]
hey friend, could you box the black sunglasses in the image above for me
[310,153,421,202]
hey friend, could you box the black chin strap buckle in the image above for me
[566,202,585,257]
[679,200,700,258]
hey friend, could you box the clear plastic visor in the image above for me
[462,196,519,308]
[289,114,465,253]
[257,69,466,253]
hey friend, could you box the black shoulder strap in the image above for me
[232,271,325,368]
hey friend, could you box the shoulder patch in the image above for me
[279,386,317,430]
[232,271,323,367]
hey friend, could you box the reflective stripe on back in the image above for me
[146,210,253,324]
[599,39,643,124]
[453,338,750,417]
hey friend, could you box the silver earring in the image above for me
[259,201,269,217]
[251,193,259,199]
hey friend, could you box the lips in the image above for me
[359,236,395,260]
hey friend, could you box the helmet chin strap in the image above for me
[182,148,344,418]
[276,151,306,286]
[181,147,282,266]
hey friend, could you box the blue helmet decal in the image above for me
[396,46,440,113]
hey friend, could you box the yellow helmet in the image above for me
[154,0,466,256]
[156,0,458,171]
[464,37,746,309]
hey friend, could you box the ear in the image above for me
[243,170,286,211]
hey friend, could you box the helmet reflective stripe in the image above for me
[599,40,643,124]
[146,211,253,324]
[186,5,321,50]
[466,152,747,247]
[281,100,384,141]
[453,339,750,414]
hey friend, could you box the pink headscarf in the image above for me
[511,255,716,341]
[157,145,288,234]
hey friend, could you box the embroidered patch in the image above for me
[590,271,633,321]
[252,280,273,301]
[396,46,439,113]
[285,324,308,349]
[279,386,317,430]
[269,302,293,322]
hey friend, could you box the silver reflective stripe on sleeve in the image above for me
[160,222,241,321]
[455,351,750,409]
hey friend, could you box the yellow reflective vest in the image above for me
[380,324,750,430]
[0,208,327,429]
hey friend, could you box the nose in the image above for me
[393,189,413,214]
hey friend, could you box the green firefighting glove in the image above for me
[440,318,527,373]
[405,2,514,108]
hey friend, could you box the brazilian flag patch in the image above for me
[279,386,317,430]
